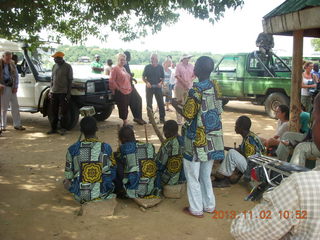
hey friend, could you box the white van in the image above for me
[0,39,114,129]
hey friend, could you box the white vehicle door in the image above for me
[17,59,37,108]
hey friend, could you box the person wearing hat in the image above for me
[0,51,25,131]
[48,51,73,135]
[91,54,104,74]
[175,54,195,125]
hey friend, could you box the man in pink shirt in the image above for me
[174,54,195,124]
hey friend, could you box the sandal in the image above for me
[183,207,204,218]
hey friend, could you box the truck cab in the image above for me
[212,51,291,118]
[0,39,114,129]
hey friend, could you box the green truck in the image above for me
[212,51,291,118]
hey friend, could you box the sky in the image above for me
[78,0,316,56]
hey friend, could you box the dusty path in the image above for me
[0,85,277,240]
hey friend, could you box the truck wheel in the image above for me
[94,105,114,121]
[47,100,79,130]
[61,101,80,130]
[264,93,289,118]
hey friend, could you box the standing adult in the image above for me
[124,51,146,125]
[312,63,320,79]
[109,53,132,127]
[175,54,195,124]
[105,59,113,75]
[142,53,165,124]
[91,54,104,74]
[0,51,25,131]
[162,59,173,111]
[301,62,317,112]
[172,56,224,218]
[48,51,73,135]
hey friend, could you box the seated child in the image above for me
[64,116,116,203]
[118,126,159,198]
[155,120,186,187]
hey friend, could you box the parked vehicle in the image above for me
[212,51,291,118]
[0,39,114,130]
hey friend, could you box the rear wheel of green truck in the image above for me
[264,93,289,118]
[94,105,114,121]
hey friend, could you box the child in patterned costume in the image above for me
[172,56,225,217]
[155,120,186,187]
[64,117,116,203]
[118,126,159,198]
[214,116,265,187]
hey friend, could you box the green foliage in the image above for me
[311,39,320,52]
[0,0,244,45]
[56,45,223,65]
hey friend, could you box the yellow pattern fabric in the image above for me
[81,162,103,183]
[141,159,157,178]
[167,155,183,174]
[183,98,199,120]
[194,127,207,147]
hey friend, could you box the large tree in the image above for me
[1,0,243,44]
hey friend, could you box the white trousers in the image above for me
[1,86,21,128]
[183,159,215,215]
[218,149,248,176]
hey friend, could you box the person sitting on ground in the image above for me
[155,120,185,188]
[230,93,320,240]
[299,104,311,134]
[118,126,160,198]
[63,116,116,203]
[260,105,289,150]
[213,116,265,187]
[276,104,311,162]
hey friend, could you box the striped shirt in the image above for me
[231,168,320,240]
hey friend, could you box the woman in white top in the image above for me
[162,59,173,111]
[301,62,318,112]
[261,105,289,148]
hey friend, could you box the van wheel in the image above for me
[47,100,79,130]
[94,105,114,121]
[264,93,289,118]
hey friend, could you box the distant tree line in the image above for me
[56,45,223,65]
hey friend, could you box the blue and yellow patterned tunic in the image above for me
[65,138,116,203]
[120,141,159,198]
[182,79,224,162]
[240,131,265,157]
[155,136,186,187]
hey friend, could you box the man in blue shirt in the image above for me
[0,51,25,131]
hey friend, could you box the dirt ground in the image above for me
[0,85,278,240]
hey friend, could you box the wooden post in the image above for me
[289,30,304,132]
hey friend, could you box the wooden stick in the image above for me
[144,124,148,143]
[147,107,165,143]
[117,124,121,148]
